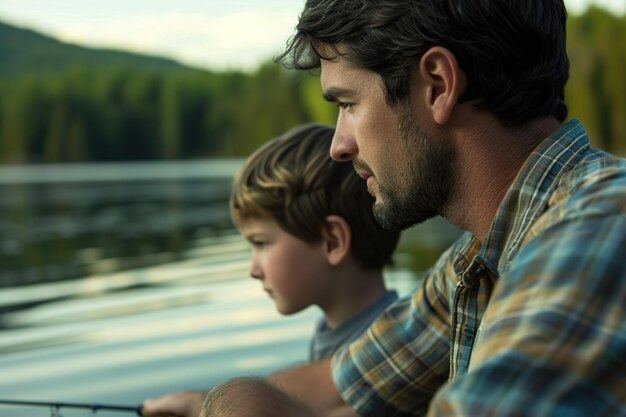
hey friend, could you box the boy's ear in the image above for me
[322,215,351,266]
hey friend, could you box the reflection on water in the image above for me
[0,234,250,328]
[0,270,319,417]
[0,159,244,287]
[0,160,450,417]
[0,232,418,417]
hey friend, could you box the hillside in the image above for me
[0,8,623,163]
[0,20,199,76]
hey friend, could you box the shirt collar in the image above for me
[455,118,590,279]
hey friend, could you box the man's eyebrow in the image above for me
[322,87,353,103]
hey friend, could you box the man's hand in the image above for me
[141,390,207,417]
[269,358,358,417]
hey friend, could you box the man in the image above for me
[143,1,626,416]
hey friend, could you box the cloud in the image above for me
[566,0,625,14]
[54,10,299,71]
[4,0,622,73]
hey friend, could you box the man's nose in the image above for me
[330,115,358,161]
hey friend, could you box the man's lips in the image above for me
[353,160,373,181]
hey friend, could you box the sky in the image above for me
[0,0,623,72]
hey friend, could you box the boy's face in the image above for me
[239,216,331,315]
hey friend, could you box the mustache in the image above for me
[352,159,372,176]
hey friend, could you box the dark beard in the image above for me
[372,107,456,231]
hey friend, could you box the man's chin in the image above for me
[373,199,436,231]
[372,200,401,230]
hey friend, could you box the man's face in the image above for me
[320,56,456,230]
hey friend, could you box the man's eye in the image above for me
[337,102,353,111]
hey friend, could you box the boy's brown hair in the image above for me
[230,124,400,269]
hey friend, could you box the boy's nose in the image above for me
[249,262,263,280]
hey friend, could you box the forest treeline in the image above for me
[0,6,624,164]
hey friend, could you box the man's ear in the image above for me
[322,215,351,266]
[416,46,466,125]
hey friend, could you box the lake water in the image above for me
[0,160,459,417]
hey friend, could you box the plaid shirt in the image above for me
[332,119,626,417]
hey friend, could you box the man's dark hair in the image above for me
[276,0,570,125]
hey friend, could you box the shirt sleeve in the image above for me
[427,214,626,416]
[332,246,457,417]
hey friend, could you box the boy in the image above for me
[142,124,401,417]
[230,123,400,361]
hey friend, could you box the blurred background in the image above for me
[0,1,624,415]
